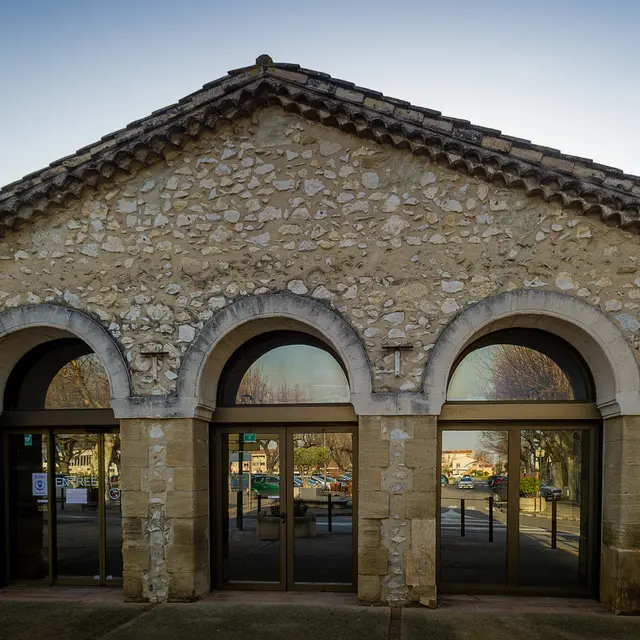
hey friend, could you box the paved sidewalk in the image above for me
[0,591,638,640]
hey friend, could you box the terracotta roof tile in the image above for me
[1,55,639,232]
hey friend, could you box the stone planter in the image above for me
[519,496,546,513]
[257,511,317,540]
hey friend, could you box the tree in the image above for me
[237,365,312,404]
[258,438,280,475]
[45,354,110,475]
[46,354,110,409]
[477,345,579,498]
[293,446,330,477]
[478,344,574,401]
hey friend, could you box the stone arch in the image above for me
[178,293,373,411]
[0,304,131,410]
[423,289,640,416]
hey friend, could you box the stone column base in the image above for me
[601,545,640,614]
[120,418,209,602]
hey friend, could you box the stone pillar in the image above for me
[357,415,438,606]
[403,416,438,607]
[120,418,209,602]
[601,415,640,614]
[357,416,389,603]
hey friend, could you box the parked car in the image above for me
[251,475,280,498]
[335,475,351,484]
[303,476,325,488]
[457,475,474,490]
[540,482,562,500]
[488,475,507,488]
[492,482,508,503]
[441,474,448,487]
[311,474,337,488]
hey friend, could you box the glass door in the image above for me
[288,428,355,588]
[440,429,508,587]
[518,428,593,589]
[214,425,357,590]
[6,432,50,582]
[4,429,122,585]
[438,424,598,595]
[216,428,286,588]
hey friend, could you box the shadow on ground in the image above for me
[0,602,143,640]
[1,603,640,640]
[0,602,390,640]
[402,610,640,640]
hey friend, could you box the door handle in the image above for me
[280,512,286,524]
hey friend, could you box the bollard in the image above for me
[328,492,332,532]
[461,498,465,537]
[489,496,494,542]
[236,490,243,530]
[551,496,557,549]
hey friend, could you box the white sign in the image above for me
[32,473,48,497]
[65,488,88,504]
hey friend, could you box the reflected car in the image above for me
[441,474,448,487]
[488,475,507,488]
[311,475,337,487]
[540,482,562,500]
[492,482,508,503]
[251,475,280,498]
[302,476,324,488]
[336,475,351,484]
[457,475,474,489]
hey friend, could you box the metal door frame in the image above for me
[2,423,121,587]
[212,416,357,592]
[437,411,601,597]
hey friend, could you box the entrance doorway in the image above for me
[4,428,122,585]
[438,424,599,595]
[213,425,356,590]
[438,328,601,596]
[0,340,122,588]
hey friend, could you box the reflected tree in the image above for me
[46,354,110,409]
[478,345,574,401]
[237,365,312,404]
[293,446,331,477]
[45,354,111,475]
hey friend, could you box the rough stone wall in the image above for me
[2,106,640,395]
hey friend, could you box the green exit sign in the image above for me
[243,433,257,443]
[24,434,33,447]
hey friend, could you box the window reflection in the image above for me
[45,354,110,409]
[448,344,575,401]
[236,345,349,404]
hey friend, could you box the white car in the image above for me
[457,476,474,489]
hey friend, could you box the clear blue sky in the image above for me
[0,1,638,187]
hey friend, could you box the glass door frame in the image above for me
[284,424,357,592]
[213,425,288,591]
[211,406,358,592]
[1,409,121,587]
[437,402,602,597]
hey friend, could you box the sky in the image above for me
[0,1,639,188]
[244,345,350,403]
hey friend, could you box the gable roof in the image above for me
[2,54,640,232]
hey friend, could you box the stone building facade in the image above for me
[1,56,640,612]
